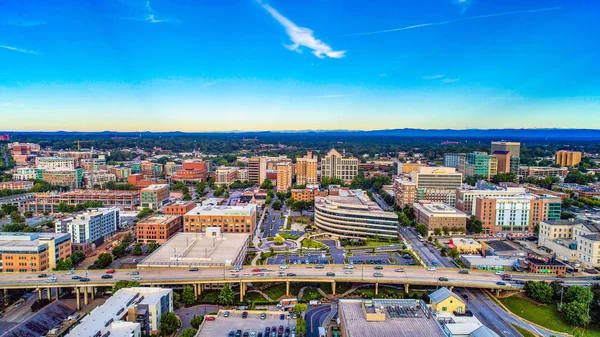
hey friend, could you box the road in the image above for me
[262,212,282,239]
[305,305,331,337]
[400,227,455,268]
[0,290,48,336]
[371,189,394,212]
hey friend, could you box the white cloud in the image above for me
[378,73,387,77]
[261,4,345,59]
[423,74,444,80]
[441,78,460,83]
[0,45,38,55]
[125,0,177,24]
[0,102,25,108]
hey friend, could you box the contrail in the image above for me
[350,7,561,36]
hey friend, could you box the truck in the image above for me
[309,300,321,306]
[277,298,298,310]
[318,327,326,337]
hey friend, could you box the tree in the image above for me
[415,223,428,237]
[159,312,181,336]
[137,207,153,219]
[272,200,282,210]
[261,178,273,190]
[89,253,113,269]
[55,258,74,271]
[274,235,284,245]
[293,303,307,315]
[112,244,126,259]
[492,172,517,184]
[147,242,159,254]
[218,284,235,305]
[442,226,450,236]
[433,228,442,236]
[190,315,204,329]
[71,251,86,265]
[182,285,197,306]
[132,243,143,256]
[397,212,410,227]
[113,280,140,293]
[466,215,483,234]
[179,328,197,337]
[296,317,307,335]
[447,248,460,260]
[565,286,594,306]
[525,281,554,304]
[562,301,590,327]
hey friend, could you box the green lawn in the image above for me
[498,295,600,337]
[365,240,396,247]
[198,290,220,304]
[301,239,326,249]
[279,232,301,240]
[300,288,322,302]
[511,324,539,337]
[263,283,287,300]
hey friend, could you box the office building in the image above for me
[393,179,418,208]
[82,170,117,189]
[66,287,173,337]
[314,190,398,239]
[138,228,249,267]
[459,152,497,180]
[42,168,83,189]
[248,157,267,183]
[491,141,520,158]
[295,151,318,185]
[410,167,463,190]
[135,161,163,179]
[35,157,75,170]
[25,190,139,214]
[127,174,167,189]
[320,148,359,183]
[276,163,293,193]
[13,167,37,181]
[136,214,182,244]
[491,150,511,173]
[80,158,107,171]
[215,166,239,186]
[108,166,132,181]
[0,232,71,272]
[171,160,207,182]
[555,150,582,167]
[163,200,196,215]
[455,186,527,215]
[0,180,34,190]
[140,184,170,210]
[397,162,428,174]
[538,219,600,268]
[412,201,468,236]
[237,168,248,182]
[291,185,325,203]
[443,154,463,169]
[9,142,40,155]
[184,204,257,233]
[518,166,569,178]
[55,207,120,255]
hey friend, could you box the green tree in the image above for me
[190,315,204,329]
[182,285,197,306]
[565,286,594,306]
[159,312,181,336]
[274,235,284,245]
[218,284,235,305]
[447,248,460,260]
[415,223,428,237]
[89,253,113,269]
[148,242,159,254]
[179,328,197,337]
[466,215,483,234]
[112,244,126,258]
[132,243,143,256]
[272,200,282,210]
[71,251,86,265]
[562,301,590,327]
[137,207,153,219]
[442,226,450,236]
[261,178,273,190]
[433,228,442,236]
[293,303,307,315]
[55,258,74,271]
[525,281,554,304]
[112,280,140,293]
[296,317,307,335]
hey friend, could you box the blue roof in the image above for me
[429,287,461,304]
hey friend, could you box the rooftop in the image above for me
[413,202,467,217]
[141,184,169,191]
[581,234,600,241]
[429,287,461,305]
[315,190,395,217]
[138,214,180,225]
[0,232,71,252]
[186,204,256,216]
[462,255,517,266]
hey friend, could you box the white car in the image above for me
[344,270,353,274]
[344,265,355,269]
[280,264,288,269]
[427,266,436,271]
[132,276,142,281]
[230,268,240,273]
[495,271,503,275]
[66,270,74,275]
[47,276,57,283]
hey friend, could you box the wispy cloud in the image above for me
[260,3,345,59]
[378,73,387,77]
[441,78,460,83]
[0,102,25,108]
[125,0,177,24]
[423,74,444,80]
[457,0,473,15]
[0,45,38,55]
[312,94,346,99]
[2,18,46,27]
[350,7,560,36]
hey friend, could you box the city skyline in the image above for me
[1,0,599,131]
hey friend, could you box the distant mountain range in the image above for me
[2,128,600,140]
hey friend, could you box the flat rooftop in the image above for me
[315,190,395,216]
[339,299,445,337]
[141,184,169,191]
[462,255,516,266]
[138,214,180,225]
[138,231,249,267]
[414,203,466,217]
[186,204,256,216]
[0,232,70,252]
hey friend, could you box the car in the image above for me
[394,268,404,272]
[407,261,417,266]
[292,326,296,333]
[231,268,241,273]
[279,314,285,320]
[271,327,277,335]
[585,269,599,274]
[402,254,412,259]
[556,274,566,278]
[106,269,115,274]
[292,313,297,319]
[286,312,291,319]
[344,270,353,274]
[431,262,438,266]
[101,274,113,279]
[459,269,469,274]
[229,331,235,337]
[270,332,276,337]
[496,281,507,286]
[593,276,600,280]
[278,325,284,333]
[344,265,354,269]
[132,276,142,281]
[66,270,74,275]
[374,265,383,270]
[261,313,267,320]
[427,266,436,271]
[243,332,249,337]
[373,272,383,277]
[438,277,449,282]
[554,280,565,284]
[265,327,271,335]
[38,274,48,278]
[206,316,215,321]
[79,277,90,282]
[130,271,139,275]
[252,268,262,273]
[315,264,324,269]
[513,280,526,285]
[224,311,230,317]
[13,301,22,308]
[242,311,248,319]
[189,267,199,271]
[280,265,288,269]
[235,330,242,337]
[326,272,335,276]
[429,249,435,253]
[495,271,503,275]
[258,333,263,337]
[285,327,290,334]
[72,275,81,280]
[286,273,296,277]
[250,332,256,337]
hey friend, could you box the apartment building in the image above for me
[519,166,569,178]
[136,214,182,244]
[314,190,398,239]
[13,167,37,181]
[237,168,249,182]
[393,179,418,208]
[82,170,116,189]
[321,148,359,183]
[455,186,527,215]
[80,158,107,171]
[164,162,181,177]
[491,141,521,158]
[555,150,582,167]
[443,153,462,169]
[538,219,600,268]
[108,166,132,181]
[248,157,267,183]
[291,185,326,202]
[35,157,75,170]
[276,163,293,192]
[295,151,318,185]
[140,184,170,210]
[0,232,71,272]
[163,200,196,215]
[133,161,164,179]
[42,168,83,189]
[25,190,139,214]
[0,180,33,190]
[412,201,468,236]
[55,207,120,254]
[183,204,257,233]
[215,166,239,186]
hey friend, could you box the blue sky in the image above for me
[1,0,599,131]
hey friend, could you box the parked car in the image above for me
[223,311,230,317]
[206,316,215,321]
[326,272,335,276]
[402,254,412,259]
[243,332,249,337]
[189,267,198,271]
[438,277,449,282]
[280,314,285,320]
[315,264,324,269]
[278,325,284,333]
[235,330,242,337]
[101,274,113,279]
[286,312,291,319]
[242,311,248,319]
[261,313,267,320]
[229,331,235,337]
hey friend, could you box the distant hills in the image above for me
[2,128,600,140]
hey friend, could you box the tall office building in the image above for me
[410,167,463,190]
[555,150,582,167]
[460,152,498,180]
[320,148,359,183]
[491,141,520,158]
[444,153,463,169]
[276,163,293,192]
[295,151,318,185]
[248,157,267,183]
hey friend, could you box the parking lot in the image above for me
[348,254,392,265]
[197,310,296,337]
[267,253,331,265]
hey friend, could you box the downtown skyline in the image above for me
[1,0,599,132]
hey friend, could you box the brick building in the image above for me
[163,200,196,215]
[0,181,34,190]
[183,204,257,233]
[136,215,183,244]
[140,184,170,210]
[24,190,140,214]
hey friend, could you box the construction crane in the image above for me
[75,140,94,150]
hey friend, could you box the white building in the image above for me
[55,207,120,254]
[539,219,600,268]
[13,167,37,181]
[83,170,117,189]
[320,148,359,183]
[35,157,75,170]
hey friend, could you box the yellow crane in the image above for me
[74,140,94,150]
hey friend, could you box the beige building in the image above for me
[393,179,417,208]
[555,150,582,167]
[455,187,527,215]
[215,166,239,186]
[248,157,267,183]
[410,167,462,190]
[320,148,359,183]
[518,166,569,178]
[491,141,521,158]
[412,201,468,236]
[276,163,293,193]
[539,219,600,268]
[295,151,318,185]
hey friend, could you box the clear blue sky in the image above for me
[1,0,599,131]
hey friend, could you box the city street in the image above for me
[400,227,455,268]
[305,304,331,337]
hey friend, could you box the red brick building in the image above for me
[136,215,183,244]
[0,181,34,190]
[128,174,167,188]
[164,200,196,215]
[172,161,207,182]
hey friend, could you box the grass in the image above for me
[511,324,539,337]
[279,232,301,240]
[498,295,600,337]
[301,239,326,249]
[292,216,311,224]
[263,283,287,300]
[197,290,220,304]
[365,239,397,247]
[300,288,322,302]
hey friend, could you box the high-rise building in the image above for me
[555,150,582,167]
[443,153,463,169]
[55,207,120,254]
[140,184,170,210]
[491,141,520,158]
[215,166,239,186]
[276,163,293,192]
[320,148,359,183]
[295,151,318,185]
[248,157,267,183]
[491,150,511,173]
[459,152,497,180]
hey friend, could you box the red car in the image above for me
[556,274,566,278]
[106,270,116,274]
[252,268,261,273]
[205,316,215,321]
